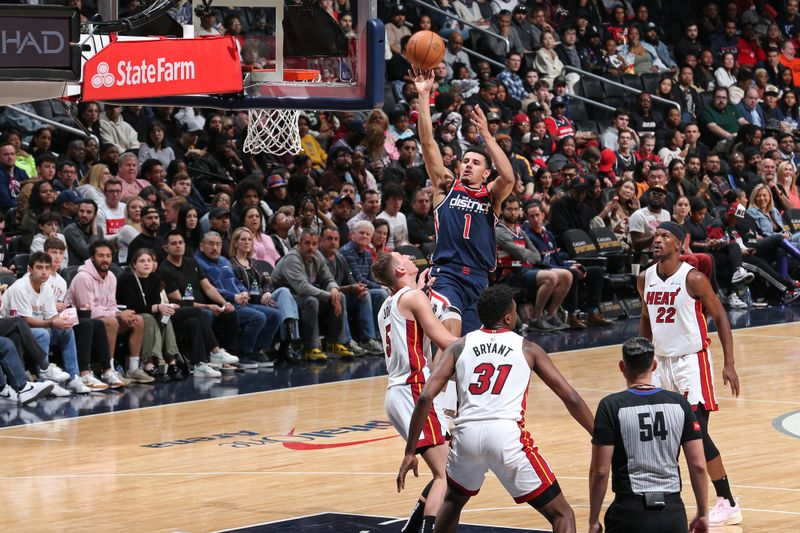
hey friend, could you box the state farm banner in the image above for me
[82,36,242,100]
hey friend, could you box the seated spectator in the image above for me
[117,152,145,202]
[1,251,90,394]
[406,190,436,256]
[628,184,672,252]
[30,211,69,263]
[137,121,175,168]
[171,170,208,216]
[176,204,202,256]
[377,184,409,249]
[549,175,595,243]
[128,206,166,262]
[96,177,126,237]
[618,25,667,74]
[533,30,563,87]
[116,248,186,379]
[113,196,144,264]
[230,227,300,363]
[19,179,57,249]
[701,86,745,144]
[0,336,55,404]
[64,199,104,266]
[158,230,239,375]
[338,222,388,352]
[685,196,754,307]
[523,201,613,328]
[66,240,152,383]
[271,229,352,361]
[195,232,282,367]
[54,189,80,229]
[714,52,739,89]
[42,236,124,388]
[496,196,572,331]
[265,174,291,213]
[76,163,111,206]
[99,104,140,153]
[231,178,272,231]
[239,205,280,266]
[370,218,391,258]
[200,191,232,234]
[53,161,80,193]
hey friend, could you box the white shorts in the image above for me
[446,420,558,504]
[385,383,448,450]
[654,348,718,411]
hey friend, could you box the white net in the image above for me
[243,108,302,155]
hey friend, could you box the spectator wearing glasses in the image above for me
[701,86,745,143]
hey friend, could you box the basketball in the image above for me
[406,30,446,70]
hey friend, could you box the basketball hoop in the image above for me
[242,68,320,156]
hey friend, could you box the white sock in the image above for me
[128,357,140,372]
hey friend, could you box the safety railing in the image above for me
[568,93,615,112]
[462,47,504,70]
[404,0,509,53]
[563,65,680,110]
[5,104,95,141]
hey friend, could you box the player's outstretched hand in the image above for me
[409,67,435,95]
[689,514,708,532]
[470,105,490,137]
[722,364,740,397]
[397,453,419,492]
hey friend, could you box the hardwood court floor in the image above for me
[1,323,799,532]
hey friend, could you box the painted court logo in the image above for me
[773,410,800,439]
[141,420,398,450]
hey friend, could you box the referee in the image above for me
[589,337,709,533]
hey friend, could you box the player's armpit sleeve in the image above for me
[591,398,616,445]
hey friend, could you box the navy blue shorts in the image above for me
[428,264,489,334]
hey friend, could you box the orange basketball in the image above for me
[406,30,446,70]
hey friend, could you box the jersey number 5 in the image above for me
[468,363,512,395]
[384,324,391,357]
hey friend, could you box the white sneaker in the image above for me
[39,363,70,382]
[727,293,748,309]
[210,349,238,365]
[81,373,109,390]
[0,384,18,402]
[194,363,222,378]
[709,496,743,526]
[102,369,128,388]
[17,381,55,405]
[67,375,91,394]
[47,380,71,397]
[731,267,754,285]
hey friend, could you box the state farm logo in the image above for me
[90,58,196,89]
[91,62,114,89]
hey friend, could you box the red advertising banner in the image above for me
[82,36,242,100]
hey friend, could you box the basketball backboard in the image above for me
[136,0,385,111]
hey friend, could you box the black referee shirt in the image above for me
[593,387,702,496]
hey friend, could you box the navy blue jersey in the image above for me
[432,179,497,272]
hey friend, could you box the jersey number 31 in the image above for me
[468,363,512,395]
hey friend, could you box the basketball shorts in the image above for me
[385,383,448,451]
[446,420,558,504]
[654,349,718,411]
[429,264,489,334]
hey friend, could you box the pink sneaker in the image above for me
[709,496,742,526]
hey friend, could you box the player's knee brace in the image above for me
[696,405,720,461]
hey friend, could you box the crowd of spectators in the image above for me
[3,0,800,394]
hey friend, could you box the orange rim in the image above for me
[251,68,320,81]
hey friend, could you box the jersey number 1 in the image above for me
[463,214,472,240]
[468,363,512,395]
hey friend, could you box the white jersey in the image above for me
[455,328,529,424]
[643,262,709,358]
[378,286,432,389]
